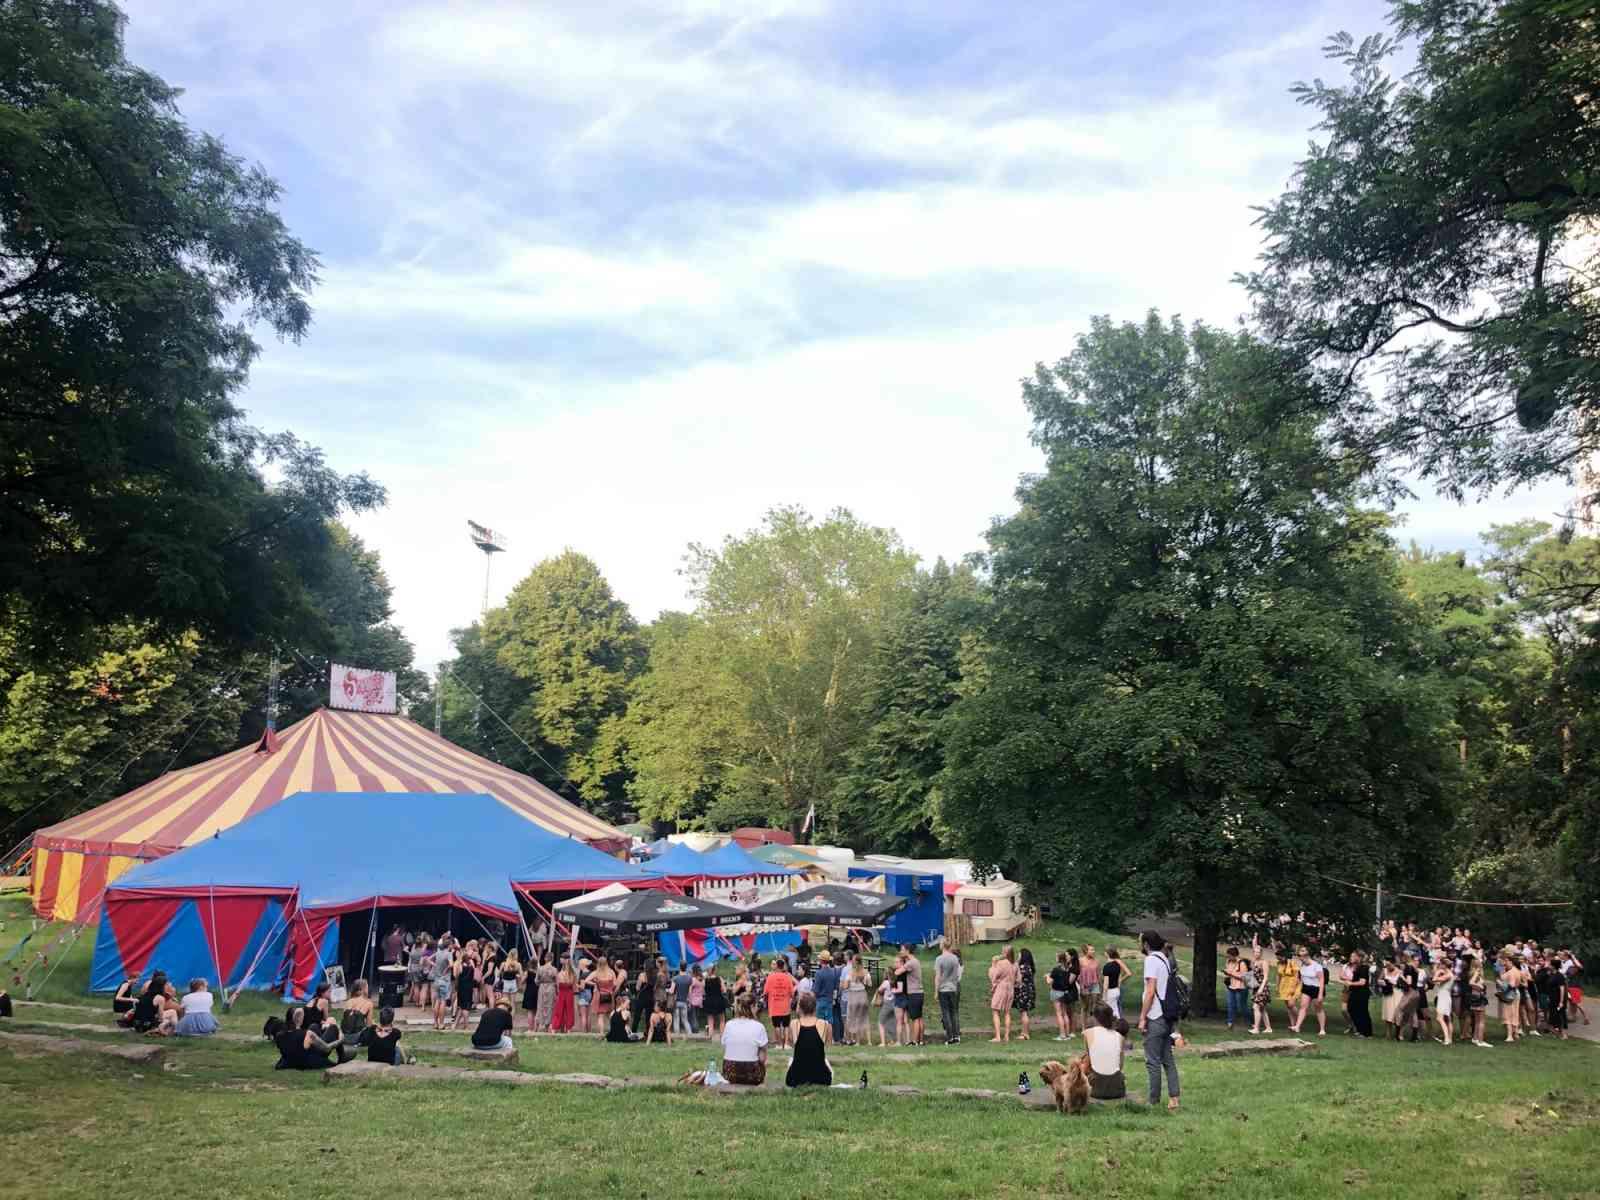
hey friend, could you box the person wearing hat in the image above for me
[813,950,841,1041]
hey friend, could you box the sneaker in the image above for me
[1017,1071,1031,1096]
[1054,1035,1069,1042]
[949,1036,960,1045]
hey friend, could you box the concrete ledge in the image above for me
[0,1029,166,1065]
[456,1044,519,1064]
[1191,1038,1316,1058]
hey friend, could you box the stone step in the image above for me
[0,1028,166,1066]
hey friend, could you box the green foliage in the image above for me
[0,0,381,669]
[938,314,1459,1006]
[427,552,641,820]
[624,507,918,832]
[1245,0,1600,495]
[833,559,986,855]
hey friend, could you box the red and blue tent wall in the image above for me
[91,893,291,993]
[660,928,800,969]
[283,912,341,1003]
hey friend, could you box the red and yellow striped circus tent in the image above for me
[29,707,628,923]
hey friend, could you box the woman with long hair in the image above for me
[1013,947,1037,1040]
[534,953,557,1032]
[1430,955,1455,1045]
[988,946,1017,1043]
[1466,957,1490,1047]
[551,955,577,1033]
[1498,954,1523,1044]
[1049,951,1075,1041]
[702,963,728,1037]
[1077,945,1100,1032]
[843,956,870,1046]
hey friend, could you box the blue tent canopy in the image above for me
[640,841,799,881]
[108,791,647,917]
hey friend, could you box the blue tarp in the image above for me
[640,841,799,880]
[108,792,648,917]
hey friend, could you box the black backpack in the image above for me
[1164,963,1192,1021]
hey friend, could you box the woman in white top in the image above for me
[1294,950,1328,1037]
[1431,957,1455,1045]
[1082,1002,1127,1100]
[174,978,219,1037]
[720,996,769,1086]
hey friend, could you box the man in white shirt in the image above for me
[1136,930,1180,1111]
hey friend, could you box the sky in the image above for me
[122,0,1574,669]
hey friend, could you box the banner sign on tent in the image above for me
[330,664,397,714]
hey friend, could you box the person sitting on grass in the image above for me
[1083,1003,1128,1100]
[340,979,375,1039]
[112,970,140,1023]
[367,1006,403,1065]
[173,978,219,1038]
[471,997,516,1052]
[648,996,673,1044]
[273,1005,350,1069]
[785,990,833,1087]
[606,995,643,1043]
[129,971,168,1034]
[720,995,769,1086]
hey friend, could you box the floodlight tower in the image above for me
[468,520,507,616]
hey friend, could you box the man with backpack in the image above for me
[1136,930,1181,1112]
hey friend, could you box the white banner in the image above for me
[329,663,397,714]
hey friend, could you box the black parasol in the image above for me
[743,883,908,928]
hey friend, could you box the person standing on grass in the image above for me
[672,962,693,1036]
[844,955,871,1045]
[1013,947,1037,1041]
[1136,930,1180,1113]
[1276,945,1302,1026]
[1101,947,1123,1019]
[988,946,1017,1042]
[1498,955,1523,1043]
[431,939,456,1031]
[1346,950,1372,1038]
[1465,957,1491,1047]
[813,951,840,1041]
[1049,951,1075,1040]
[1430,954,1455,1045]
[935,940,963,1045]
[764,957,797,1049]
[1293,947,1327,1037]
[1224,946,1249,1032]
[899,944,927,1047]
[1249,947,1273,1035]
[874,967,897,1047]
[1078,945,1101,1032]
[1560,949,1589,1026]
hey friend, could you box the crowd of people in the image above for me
[112,970,219,1037]
[1219,922,1587,1047]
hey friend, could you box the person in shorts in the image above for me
[896,944,926,1046]
[763,958,797,1047]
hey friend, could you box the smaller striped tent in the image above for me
[31,708,627,923]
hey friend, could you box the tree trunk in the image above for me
[1190,919,1220,1018]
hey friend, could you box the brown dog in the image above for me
[1039,1056,1090,1115]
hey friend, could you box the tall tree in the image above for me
[833,559,987,855]
[938,314,1458,1012]
[1245,0,1600,496]
[626,507,918,833]
[0,0,381,668]
[430,552,641,819]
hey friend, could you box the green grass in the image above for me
[3,900,1597,1198]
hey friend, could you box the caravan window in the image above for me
[962,898,994,917]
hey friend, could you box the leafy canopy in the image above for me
[0,0,380,666]
[1245,0,1600,495]
[938,314,1458,1001]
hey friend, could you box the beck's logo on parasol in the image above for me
[593,900,628,913]
[792,895,837,911]
[655,898,697,915]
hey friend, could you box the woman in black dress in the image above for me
[521,955,541,1033]
[1013,948,1037,1040]
[702,966,727,1036]
[633,964,656,1036]
[785,992,832,1087]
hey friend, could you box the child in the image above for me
[873,970,895,1048]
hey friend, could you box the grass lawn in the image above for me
[4,900,1597,1198]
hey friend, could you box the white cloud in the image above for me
[117,0,1532,670]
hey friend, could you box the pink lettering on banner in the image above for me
[330,663,397,713]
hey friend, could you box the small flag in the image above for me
[800,802,816,834]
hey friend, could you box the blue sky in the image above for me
[123,0,1572,667]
